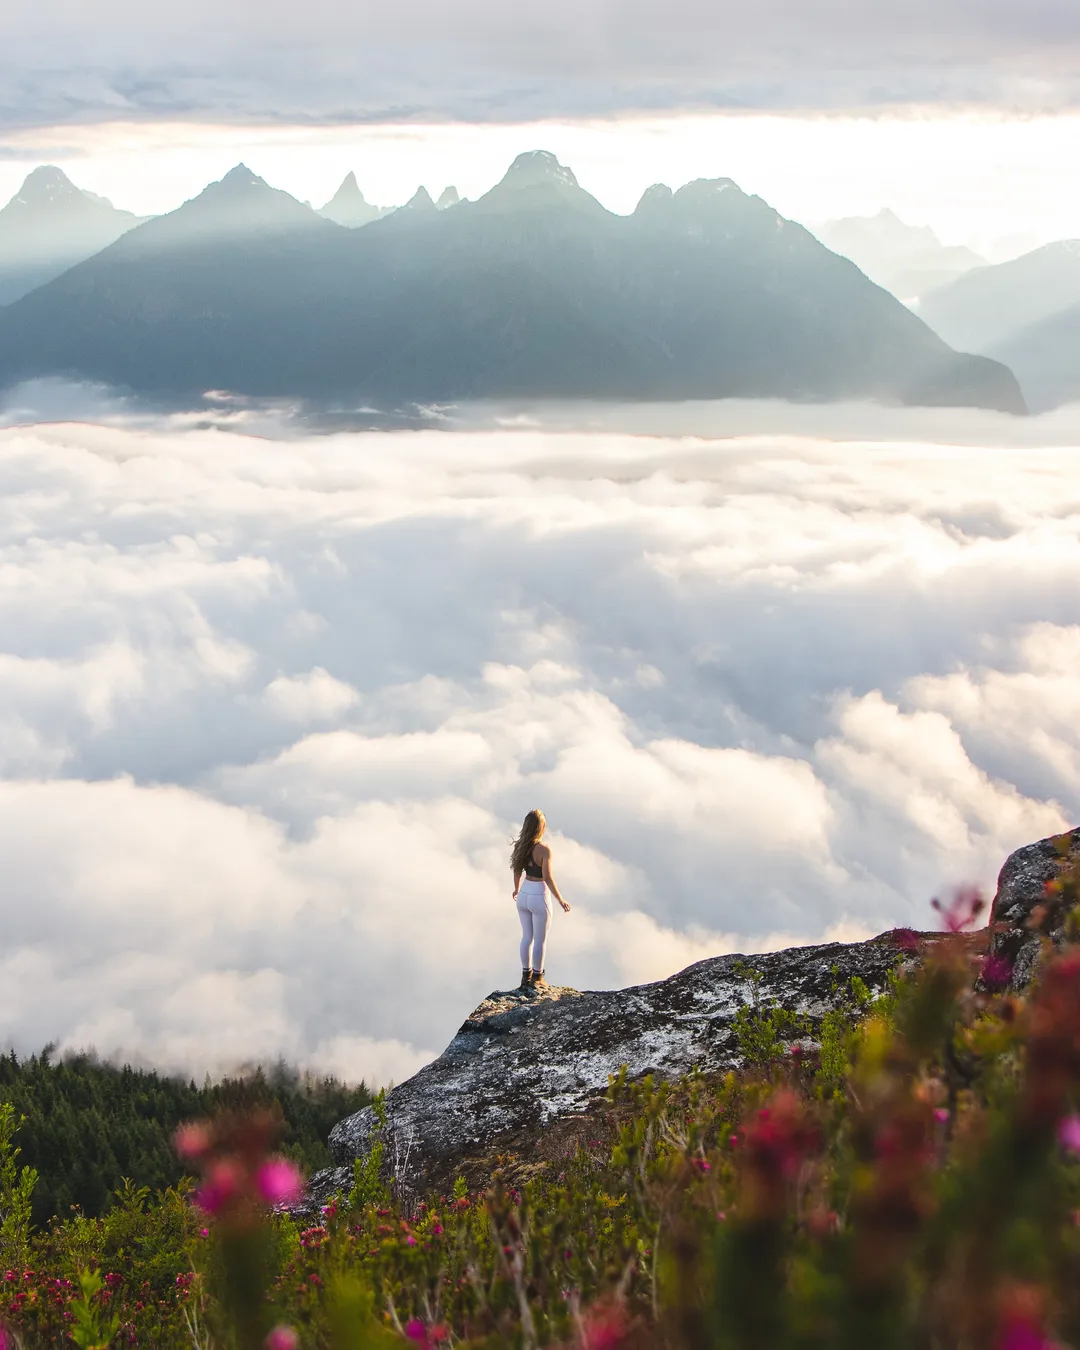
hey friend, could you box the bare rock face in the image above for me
[305,934,909,1207]
[988,827,1080,988]
[303,828,1079,1211]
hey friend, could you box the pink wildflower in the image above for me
[931,885,985,934]
[193,1158,243,1214]
[405,1319,428,1343]
[256,1159,303,1208]
[982,954,1015,991]
[264,1326,300,1350]
[934,1108,950,1124]
[1058,1115,1080,1154]
[173,1122,212,1162]
[998,1316,1055,1350]
[579,1304,632,1350]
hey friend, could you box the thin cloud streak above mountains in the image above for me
[3,0,1080,129]
[0,403,1077,1083]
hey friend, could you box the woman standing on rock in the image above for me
[511,808,571,991]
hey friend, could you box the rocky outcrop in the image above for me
[305,829,1078,1210]
[305,933,910,1207]
[988,827,1080,989]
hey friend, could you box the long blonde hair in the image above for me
[511,808,546,874]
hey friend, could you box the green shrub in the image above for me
[3,880,1080,1347]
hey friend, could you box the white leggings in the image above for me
[517,879,552,972]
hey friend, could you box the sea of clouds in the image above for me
[0,396,1078,1086]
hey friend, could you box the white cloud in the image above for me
[264,668,359,723]
[0,408,1076,1083]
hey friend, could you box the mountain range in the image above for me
[0,166,144,305]
[910,241,1080,411]
[916,240,1080,354]
[0,153,1025,413]
[989,293,1080,413]
[316,173,459,226]
[815,209,986,302]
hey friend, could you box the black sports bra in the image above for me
[524,849,543,880]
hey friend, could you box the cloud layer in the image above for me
[0,403,1076,1083]
[4,0,1080,129]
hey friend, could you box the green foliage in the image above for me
[4,904,1080,1348]
[0,1102,38,1271]
[348,1090,391,1212]
[69,1268,120,1350]
[815,971,878,1099]
[0,1051,372,1225]
[731,962,809,1067]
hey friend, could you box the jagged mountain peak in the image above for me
[5,165,132,220]
[501,150,579,190]
[181,165,314,216]
[437,186,460,210]
[324,171,366,204]
[206,163,268,194]
[0,165,142,304]
[673,177,743,203]
[319,172,380,228]
[116,164,324,251]
[478,150,603,215]
[15,165,83,205]
[634,183,673,214]
[403,186,436,212]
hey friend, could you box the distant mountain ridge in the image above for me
[988,296,1080,412]
[318,174,459,227]
[816,209,985,302]
[0,165,144,305]
[0,153,1025,413]
[917,240,1080,353]
[914,240,1080,410]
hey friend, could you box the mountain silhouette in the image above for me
[0,154,1024,413]
[917,240,1080,354]
[318,172,382,228]
[816,209,985,302]
[987,292,1080,411]
[0,166,143,305]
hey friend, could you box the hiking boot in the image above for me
[531,970,548,989]
[518,968,532,991]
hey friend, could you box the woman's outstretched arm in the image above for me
[541,847,571,912]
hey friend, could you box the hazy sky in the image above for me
[5,0,1080,128]
[2,1,1080,252]
[0,394,1077,1081]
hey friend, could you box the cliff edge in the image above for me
[306,829,1077,1208]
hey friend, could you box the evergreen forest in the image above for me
[0,1049,371,1226]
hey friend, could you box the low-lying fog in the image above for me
[1,385,1079,1085]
